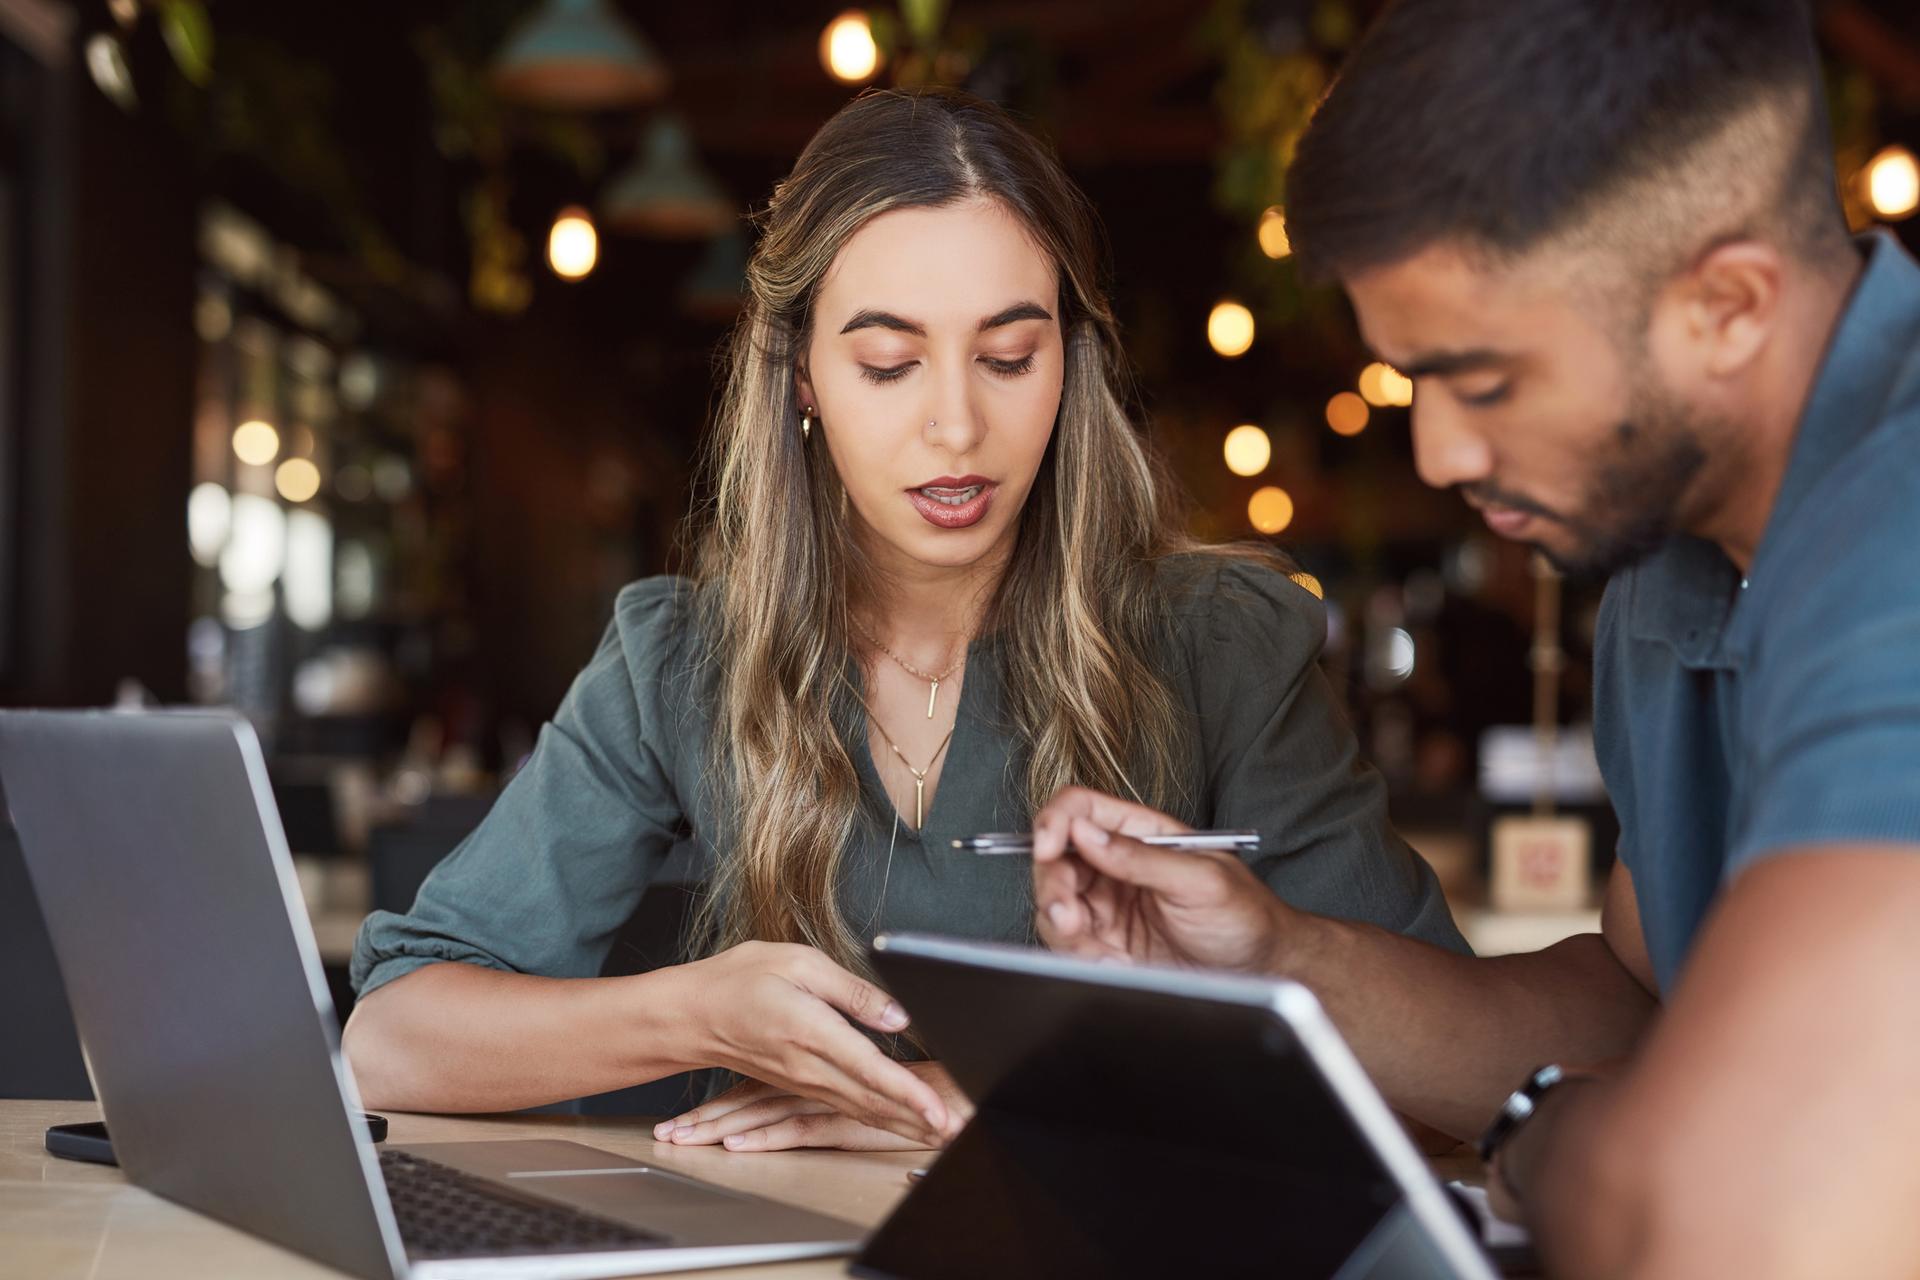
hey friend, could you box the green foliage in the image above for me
[158,0,213,86]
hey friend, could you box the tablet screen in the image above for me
[859,940,1438,1278]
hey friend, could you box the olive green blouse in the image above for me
[351,557,1466,999]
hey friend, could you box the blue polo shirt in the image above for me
[1593,231,1920,993]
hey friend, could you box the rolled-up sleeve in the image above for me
[1181,559,1470,953]
[351,578,694,998]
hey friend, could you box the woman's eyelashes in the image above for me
[859,362,915,385]
[855,352,1038,386]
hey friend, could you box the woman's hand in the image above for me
[668,941,949,1147]
[654,1062,973,1152]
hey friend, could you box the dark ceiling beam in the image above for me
[1821,1,1920,108]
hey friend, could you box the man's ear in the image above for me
[1670,239,1785,380]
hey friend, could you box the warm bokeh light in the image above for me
[1379,365,1414,407]
[1359,362,1415,408]
[275,457,322,504]
[1326,391,1370,436]
[232,419,279,466]
[1257,206,1291,259]
[1248,485,1294,535]
[1222,424,1272,477]
[219,494,286,594]
[547,207,599,280]
[1357,363,1391,407]
[187,483,231,567]
[820,11,880,83]
[284,509,333,631]
[1864,145,1920,221]
[1289,571,1324,600]
[1207,300,1256,358]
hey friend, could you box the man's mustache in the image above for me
[1458,483,1560,523]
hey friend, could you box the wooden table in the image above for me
[1,1099,1491,1279]
[1,1100,926,1279]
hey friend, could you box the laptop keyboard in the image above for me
[380,1148,668,1259]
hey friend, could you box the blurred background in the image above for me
[1,0,1917,1092]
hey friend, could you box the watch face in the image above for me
[1478,1064,1565,1162]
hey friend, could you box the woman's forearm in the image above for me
[341,961,706,1113]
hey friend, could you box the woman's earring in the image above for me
[801,406,814,441]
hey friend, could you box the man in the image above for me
[1032,2,1920,1275]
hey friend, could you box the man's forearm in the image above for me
[1280,921,1657,1139]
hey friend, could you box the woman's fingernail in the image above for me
[653,1122,671,1138]
[1047,901,1071,929]
[672,1126,694,1139]
[723,1134,745,1150]
[1075,820,1110,846]
[881,1002,908,1029]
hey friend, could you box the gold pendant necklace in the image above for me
[855,621,964,718]
[859,697,955,830]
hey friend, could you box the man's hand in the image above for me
[1031,787,1295,973]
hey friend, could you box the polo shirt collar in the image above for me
[1628,231,1920,669]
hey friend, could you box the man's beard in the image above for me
[1466,385,1710,582]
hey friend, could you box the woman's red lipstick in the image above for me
[906,474,996,529]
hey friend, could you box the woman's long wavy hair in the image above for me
[688,87,1214,980]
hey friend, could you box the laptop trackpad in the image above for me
[508,1165,752,1214]
[394,1139,750,1213]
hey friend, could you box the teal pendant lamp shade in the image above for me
[681,227,749,319]
[491,0,669,110]
[602,116,735,239]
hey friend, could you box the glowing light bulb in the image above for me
[1223,424,1272,477]
[1208,301,1255,358]
[547,207,599,280]
[1357,363,1391,407]
[1380,365,1414,407]
[1359,362,1415,409]
[1248,486,1294,535]
[1864,145,1920,221]
[233,420,279,466]
[275,457,322,504]
[1257,206,1291,259]
[821,11,880,83]
[1326,392,1369,437]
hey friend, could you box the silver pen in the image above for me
[952,829,1261,856]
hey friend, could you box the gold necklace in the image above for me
[855,621,964,718]
[858,696,955,830]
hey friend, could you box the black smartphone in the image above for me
[43,1120,116,1165]
[45,1113,389,1166]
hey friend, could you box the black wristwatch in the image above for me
[1477,1063,1572,1165]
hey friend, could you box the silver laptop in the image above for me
[0,709,862,1279]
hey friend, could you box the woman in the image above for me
[343,87,1464,1153]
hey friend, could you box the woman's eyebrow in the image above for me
[977,301,1052,332]
[840,309,924,336]
[837,300,1053,337]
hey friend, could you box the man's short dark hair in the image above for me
[1286,0,1851,284]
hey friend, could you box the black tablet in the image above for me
[859,934,1499,1280]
